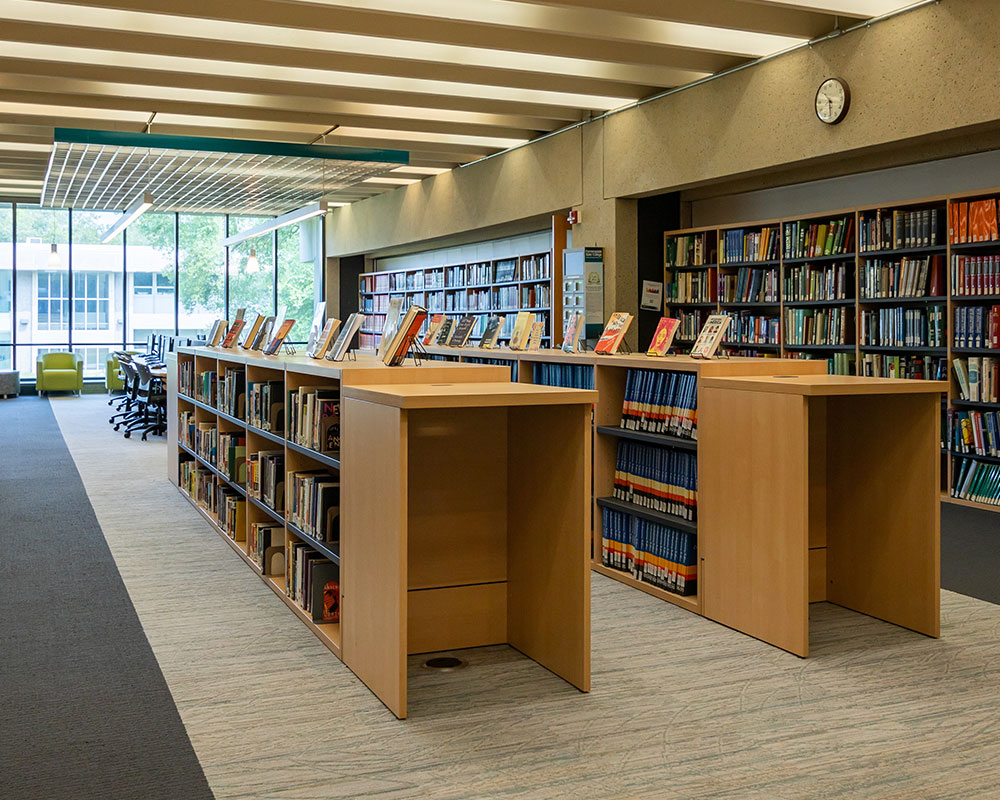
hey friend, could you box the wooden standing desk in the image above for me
[341,381,597,719]
[698,374,946,657]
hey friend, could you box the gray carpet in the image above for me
[0,397,214,800]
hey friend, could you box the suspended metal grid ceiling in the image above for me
[41,129,408,214]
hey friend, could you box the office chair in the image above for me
[124,360,166,441]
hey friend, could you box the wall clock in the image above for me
[815,77,850,125]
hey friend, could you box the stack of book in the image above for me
[194,422,217,464]
[859,207,942,251]
[723,311,780,345]
[861,354,945,379]
[666,270,714,303]
[287,471,340,543]
[784,307,849,346]
[219,367,246,418]
[248,380,285,432]
[859,256,944,298]
[217,431,246,483]
[601,506,697,596]
[620,369,697,438]
[286,542,340,623]
[249,522,283,573]
[721,226,779,263]
[949,198,999,244]
[783,263,850,301]
[612,440,697,521]
[721,267,779,303]
[665,233,712,266]
[952,458,1000,506]
[531,363,594,390]
[952,255,1000,295]
[953,356,1000,402]
[248,450,285,511]
[195,370,217,406]
[953,306,1000,349]
[949,408,1000,457]
[861,306,945,347]
[784,217,854,258]
[219,490,245,541]
[178,361,195,397]
[178,410,196,448]
[286,387,340,454]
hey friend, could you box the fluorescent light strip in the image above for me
[392,166,450,175]
[222,201,328,246]
[365,176,422,185]
[330,126,527,149]
[100,192,154,243]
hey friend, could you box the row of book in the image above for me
[620,368,697,438]
[612,440,697,521]
[219,367,245,419]
[861,354,946,380]
[720,267,779,304]
[949,408,1000,457]
[520,253,551,281]
[720,226,780,264]
[178,360,195,398]
[859,207,942,251]
[783,263,851,302]
[248,380,284,433]
[218,431,246,483]
[467,356,518,381]
[723,312,779,345]
[665,232,713,267]
[949,199,999,244]
[194,421,217,465]
[468,261,493,285]
[784,217,854,259]
[521,284,550,308]
[249,522,283,574]
[676,310,708,340]
[858,256,944,298]
[287,471,340,544]
[784,307,850,346]
[784,350,855,375]
[952,255,1000,296]
[195,370,217,406]
[178,410,196,450]
[601,507,696,596]
[287,541,340,623]
[248,450,284,512]
[953,305,1000,349]
[219,491,244,542]
[179,461,216,515]
[952,457,1000,506]
[666,270,714,304]
[860,305,946,348]
[952,357,1000,403]
[286,387,340,455]
[532,362,594,390]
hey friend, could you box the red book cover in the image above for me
[949,202,957,244]
[929,255,943,297]
[960,202,969,243]
[220,319,246,348]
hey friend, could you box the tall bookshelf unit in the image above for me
[664,188,1000,513]
[359,250,555,350]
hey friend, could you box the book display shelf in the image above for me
[665,187,1000,513]
[359,249,556,351]
[170,346,611,717]
[418,345,826,615]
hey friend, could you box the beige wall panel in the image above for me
[326,127,582,257]
[604,0,1000,198]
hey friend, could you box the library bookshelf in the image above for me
[665,188,1000,513]
[418,345,827,616]
[359,249,557,351]
[167,346,510,708]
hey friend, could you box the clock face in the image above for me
[816,78,850,124]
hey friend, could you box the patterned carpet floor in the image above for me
[48,394,1000,800]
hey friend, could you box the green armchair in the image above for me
[36,352,84,396]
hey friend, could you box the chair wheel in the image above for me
[123,432,131,439]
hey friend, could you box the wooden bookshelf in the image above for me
[359,248,557,351]
[661,188,1000,513]
[168,346,508,683]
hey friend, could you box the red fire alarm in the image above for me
[567,209,580,225]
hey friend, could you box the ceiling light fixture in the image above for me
[222,201,329,247]
[245,248,260,273]
[100,192,154,243]
[48,243,61,268]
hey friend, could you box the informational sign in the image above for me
[640,280,663,311]
[583,247,605,336]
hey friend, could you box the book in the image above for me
[251,317,274,351]
[220,319,246,349]
[601,507,697,596]
[508,311,533,350]
[689,314,731,359]
[432,317,453,345]
[495,259,517,282]
[594,312,633,354]
[263,319,296,355]
[383,305,428,366]
[376,297,404,358]
[304,301,327,356]
[326,313,366,361]
[306,318,341,359]
[646,317,680,357]
[208,320,226,346]
[561,312,584,353]
[240,313,262,348]
[448,314,476,347]
[527,320,545,350]
[479,315,505,349]
[310,564,340,622]
[234,307,246,322]
[422,314,446,345]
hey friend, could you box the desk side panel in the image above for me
[826,394,940,638]
[507,403,591,692]
[342,399,408,718]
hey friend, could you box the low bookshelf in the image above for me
[168,346,514,713]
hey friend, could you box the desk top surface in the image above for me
[700,374,949,396]
[343,381,599,409]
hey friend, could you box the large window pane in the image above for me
[16,206,69,372]
[75,344,113,379]
[228,216,274,321]
[178,213,225,338]
[126,212,176,340]
[71,209,123,350]
[0,203,11,351]
[277,220,321,343]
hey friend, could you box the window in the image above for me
[73,272,110,331]
[126,212,176,339]
[36,271,70,331]
[277,220,322,343]
[75,345,111,378]
[178,213,225,338]
[0,203,11,369]
[228,216,274,321]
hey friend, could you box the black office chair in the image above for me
[110,354,140,426]
[124,359,166,441]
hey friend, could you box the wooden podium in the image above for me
[341,381,597,718]
[698,374,946,657]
